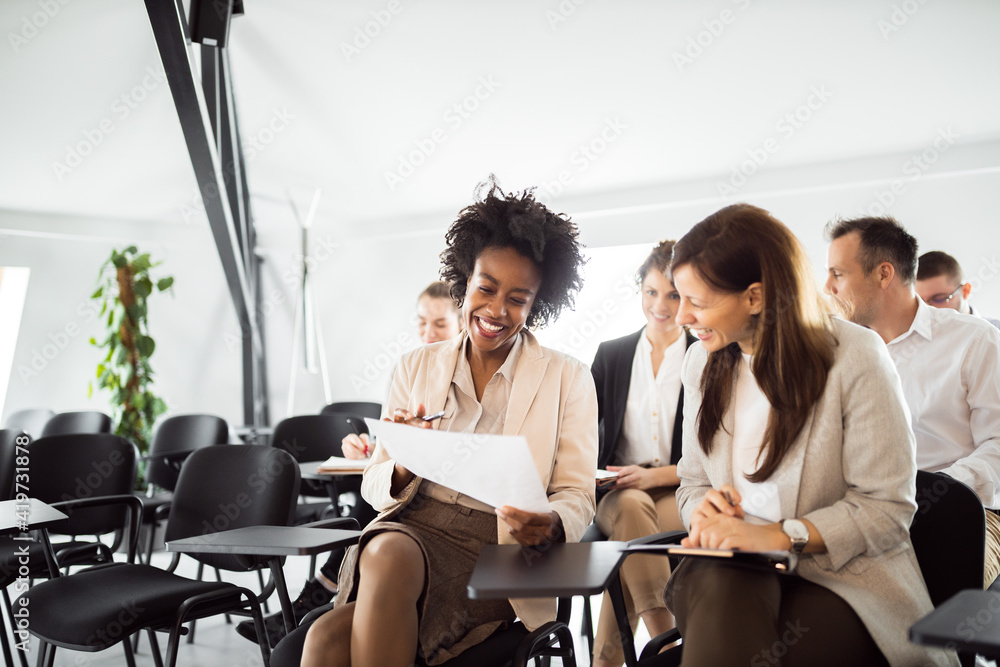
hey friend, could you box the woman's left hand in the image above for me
[606,465,654,491]
[682,513,784,551]
[496,506,564,546]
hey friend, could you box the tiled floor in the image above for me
[8,549,652,666]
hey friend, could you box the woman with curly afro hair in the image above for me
[292,180,599,667]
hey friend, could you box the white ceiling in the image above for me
[1,0,999,238]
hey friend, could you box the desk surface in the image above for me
[167,525,360,557]
[0,498,68,533]
[910,589,1000,658]
[468,541,627,599]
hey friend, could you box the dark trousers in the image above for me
[668,559,889,667]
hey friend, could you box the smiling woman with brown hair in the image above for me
[664,203,956,666]
[294,179,598,667]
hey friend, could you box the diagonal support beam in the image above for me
[143,0,266,425]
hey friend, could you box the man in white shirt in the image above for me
[916,250,1000,330]
[824,216,1000,587]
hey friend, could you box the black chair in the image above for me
[612,470,984,667]
[579,521,608,658]
[40,410,112,437]
[321,402,382,422]
[1,408,53,438]
[270,594,577,667]
[18,445,303,667]
[0,433,138,667]
[272,414,365,578]
[139,414,229,564]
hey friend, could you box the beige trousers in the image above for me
[592,486,684,665]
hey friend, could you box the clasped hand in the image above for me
[682,484,783,551]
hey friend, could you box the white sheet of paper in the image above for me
[365,419,550,514]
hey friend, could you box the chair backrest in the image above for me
[910,470,985,607]
[164,445,301,571]
[0,430,29,501]
[28,434,138,536]
[40,411,112,437]
[321,401,382,421]
[2,408,54,439]
[272,415,358,496]
[272,414,358,462]
[146,414,229,491]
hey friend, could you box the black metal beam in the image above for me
[143,0,266,426]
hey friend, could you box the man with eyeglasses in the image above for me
[824,216,1000,587]
[916,251,1000,330]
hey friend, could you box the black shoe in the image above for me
[235,578,336,646]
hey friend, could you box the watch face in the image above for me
[784,520,809,541]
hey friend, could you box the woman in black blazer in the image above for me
[589,240,695,667]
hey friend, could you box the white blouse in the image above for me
[615,328,686,467]
[731,353,781,523]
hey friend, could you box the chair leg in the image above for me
[3,587,29,667]
[257,569,270,614]
[146,628,164,667]
[122,634,138,667]
[582,594,595,662]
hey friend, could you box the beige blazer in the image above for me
[673,318,958,666]
[361,330,598,630]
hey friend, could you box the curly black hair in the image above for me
[439,177,585,329]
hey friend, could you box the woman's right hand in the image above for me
[686,484,745,547]
[341,433,370,460]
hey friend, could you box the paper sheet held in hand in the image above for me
[365,419,550,513]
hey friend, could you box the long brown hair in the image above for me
[671,204,835,482]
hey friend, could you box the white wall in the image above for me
[3,138,999,428]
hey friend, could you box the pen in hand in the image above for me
[722,490,771,524]
[422,410,446,423]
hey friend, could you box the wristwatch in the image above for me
[781,519,809,554]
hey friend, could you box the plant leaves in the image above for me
[126,304,143,322]
[156,276,174,291]
[91,287,103,299]
[134,278,152,298]
[112,253,127,269]
[124,245,138,255]
[136,335,155,358]
[132,254,151,271]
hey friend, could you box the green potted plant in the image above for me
[89,246,173,462]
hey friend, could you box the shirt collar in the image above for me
[890,296,934,344]
[456,331,523,386]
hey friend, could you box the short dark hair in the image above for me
[824,216,918,285]
[917,251,963,284]
[439,177,585,329]
[637,239,676,285]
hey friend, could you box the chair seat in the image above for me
[294,501,333,525]
[20,563,242,649]
[582,522,607,543]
